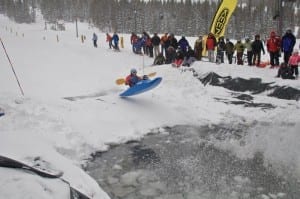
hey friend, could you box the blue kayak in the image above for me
[119,77,162,97]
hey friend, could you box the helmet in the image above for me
[130,68,137,74]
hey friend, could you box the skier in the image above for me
[112,32,120,50]
[92,33,98,48]
[106,33,112,49]
[130,32,138,53]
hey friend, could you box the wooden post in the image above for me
[120,36,124,48]
[56,35,59,42]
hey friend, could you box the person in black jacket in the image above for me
[169,33,178,50]
[151,33,161,58]
[165,46,176,64]
[251,34,265,66]
[225,39,234,64]
[216,36,226,64]
[277,62,295,79]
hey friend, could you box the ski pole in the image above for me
[0,37,25,96]
[142,52,145,76]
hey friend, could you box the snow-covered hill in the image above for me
[0,14,299,198]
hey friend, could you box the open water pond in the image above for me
[85,125,300,199]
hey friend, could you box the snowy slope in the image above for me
[0,14,300,198]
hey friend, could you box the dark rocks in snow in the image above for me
[268,86,300,101]
[199,72,300,101]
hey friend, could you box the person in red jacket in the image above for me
[106,33,112,49]
[125,68,142,87]
[206,33,217,62]
[266,31,281,68]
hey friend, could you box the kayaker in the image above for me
[125,68,142,87]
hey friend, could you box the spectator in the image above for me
[266,31,281,68]
[92,33,98,48]
[276,62,295,79]
[216,36,226,64]
[234,39,245,65]
[251,34,265,66]
[169,33,178,50]
[206,33,217,62]
[182,46,197,67]
[165,46,176,64]
[244,37,253,66]
[153,53,166,65]
[225,38,234,64]
[172,47,184,67]
[151,33,161,58]
[133,37,144,54]
[281,29,296,63]
[112,32,120,50]
[130,32,138,53]
[178,36,189,54]
[106,33,112,49]
[288,50,300,79]
[160,33,169,56]
[194,36,203,61]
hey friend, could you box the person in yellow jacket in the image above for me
[234,40,245,65]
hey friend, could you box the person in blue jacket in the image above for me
[112,32,120,50]
[92,33,98,48]
[178,36,189,54]
[281,29,296,63]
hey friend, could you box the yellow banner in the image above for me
[210,0,238,38]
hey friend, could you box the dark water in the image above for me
[85,125,300,199]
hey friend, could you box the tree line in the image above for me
[0,0,299,38]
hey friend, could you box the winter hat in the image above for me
[130,68,137,74]
[270,31,276,37]
[292,49,299,55]
[286,29,292,34]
